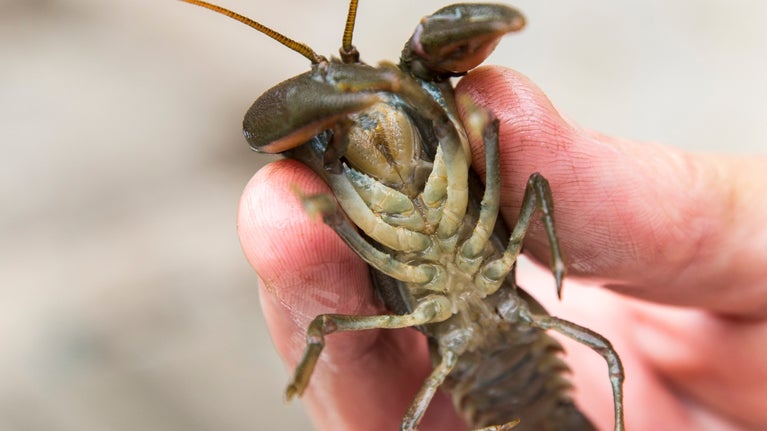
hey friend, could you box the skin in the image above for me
[238,66,767,431]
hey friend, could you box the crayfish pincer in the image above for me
[180,1,626,430]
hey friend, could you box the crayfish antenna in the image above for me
[179,0,325,64]
[339,0,360,63]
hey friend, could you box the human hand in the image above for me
[238,66,767,430]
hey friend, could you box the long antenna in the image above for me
[179,0,324,64]
[339,0,360,63]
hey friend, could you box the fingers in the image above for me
[456,66,767,317]
[238,159,463,431]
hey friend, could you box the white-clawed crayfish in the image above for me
[180,1,625,429]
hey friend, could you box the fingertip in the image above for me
[238,163,447,431]
[457,67,657,278]
[456,66,585,190]
[237,159,326,283]
[456,66,767,313]
[457,66,604,272]
[457,66,570,135]
[237,159,373,319]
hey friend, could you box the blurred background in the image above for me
[1,0,765,430]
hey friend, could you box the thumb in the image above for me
[456,66,767,318]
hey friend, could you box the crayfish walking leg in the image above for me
[285,294,453,400]
[519,305,626,430]
[474,172,565,297]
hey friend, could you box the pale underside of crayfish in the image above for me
[180,1,626,430]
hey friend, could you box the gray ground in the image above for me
[1,0,765,430]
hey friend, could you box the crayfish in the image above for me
[180,1,626,429]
